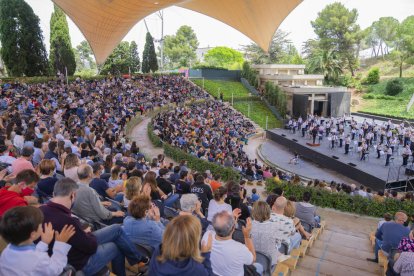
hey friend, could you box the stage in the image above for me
[266,128,413,190]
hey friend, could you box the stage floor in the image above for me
[267,128,407,187]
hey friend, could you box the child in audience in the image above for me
[251,188,260,203]
[0,206,75,276]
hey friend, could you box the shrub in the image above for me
[362,94,376,99]
[147,121,163,148]
[386,78,404,96]
[364,67,380,84]
[265,179,414,218]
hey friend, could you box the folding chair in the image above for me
[255,251,273,276]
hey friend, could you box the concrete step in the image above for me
[295,255,379,276]
[317,230,373,252]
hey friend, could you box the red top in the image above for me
[0,187,27,217]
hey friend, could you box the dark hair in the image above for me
[384,212,392,221]
[272,187,283,196]
[48,141,58,152]
[173,166,180,173]
[15,169,39,185]
[196,175,204,183]
[303,191,311,202]
[180,171,188,179]
[266,194,279,207]
[214,186,227,201]
[0,206,43,245]
[21,147,34,157]
[34,138,43,148]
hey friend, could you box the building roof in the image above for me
[53,0,302,64]
[252,64,306,69]
[259,74,324,81]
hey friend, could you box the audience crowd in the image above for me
[0,75,412,276]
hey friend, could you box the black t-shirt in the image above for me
[89,178,109,199]
[175,180,191,195]
[37,177,58,197]
[190,182,213,213]
[156,177,173,195]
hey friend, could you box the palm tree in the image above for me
[307,49,343,83]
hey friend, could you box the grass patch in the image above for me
[192,79,281,129]
[358,77,414,119]
[192,79,250,100]
[233,101,281,129]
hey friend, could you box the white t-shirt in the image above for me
[207,200,232,222]
[202,231,253,276]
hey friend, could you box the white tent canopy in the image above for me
[53,0,302,64]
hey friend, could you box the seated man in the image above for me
[0,206,75,276]
[89,163,119,201]
[179,194,210,232]
[367,211,410,263]
[270,196,302,252]
[202,211,263,276]
[71,164,124,225]
[40,177,146,276]
[0,169,39,217]
[123,195,165,249]
[295,191,320,231]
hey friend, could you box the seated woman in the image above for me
[251,201,288,268]
[63,153,80,182]
[284,200,312,240]
[390,230,414,276]
[225,182,250,221]
[180,194,210,233]
[36,159,58,200]
[149,215,213,276]
[108,166,124,193]
[123,195,165,249]
[207,186,232,222]
[123,176,142,208]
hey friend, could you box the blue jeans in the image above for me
[82,225,142,276]
[164,194,180,208]
[289,232,302,253]
[374,238,383,260]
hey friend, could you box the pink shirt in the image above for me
[11,158,35,175]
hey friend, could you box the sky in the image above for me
[26,0,414,56]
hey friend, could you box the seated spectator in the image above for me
[175,170,191,195]
[393,252,414,276]
[89,163,118,201]
[251,201,288,267]
[44,141,63,172]
[0,145,16,173]
[0,206,75,276]
[250,188,260,203]
[71,164,124,225]
[225,182,250,221]
[63,153,80,182]
[367,211,410,263]
[149,215,213,276]
[108,166,124,193]
[168,166,180,184]
[157,168,173,196]
[190,175,213,215]
[37,159,58,199]
[202,211,263,276]
[11,146,35,176]
[123,195,165,249]
[0,169,39,217]
[270,196,302,253]
[295,191,320,230]
[180,194,210,232]
[207,186,232,222]
[209,174,222,192]
[40,177,145,276]
[123,176,143,208]
[142,171,163,200]
[284,200,312,240]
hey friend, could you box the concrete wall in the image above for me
[329,92,351,117]
[189,69,241,81]
[293,94,308,117]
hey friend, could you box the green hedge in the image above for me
[148,121,240,181]
[266,179,414,218]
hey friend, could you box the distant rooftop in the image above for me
[252,64,306,69]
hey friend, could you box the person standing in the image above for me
[344,135,351,154]
[402,145,412,166]
[385,146,393,166]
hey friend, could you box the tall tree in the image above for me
[76,40,96,70]
[142,32,158,73]
[307,48,343,82]
[0,0,49,76]
[391,16,414,77]
[129,41,140,73]
[163,25,199,68]
[242,30,292,64]
[204,46,244,69]
[311,2,362,76]
[49,5,76,76]
[372,17,399,57]
[101,41,130,75]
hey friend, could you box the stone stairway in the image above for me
[287,208,381,276]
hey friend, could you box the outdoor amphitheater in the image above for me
[0,0,413,276]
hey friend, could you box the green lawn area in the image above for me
[192,79,249,100]
[191,79,281,129]
[233,101,281,129]
[358,78,414,119]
